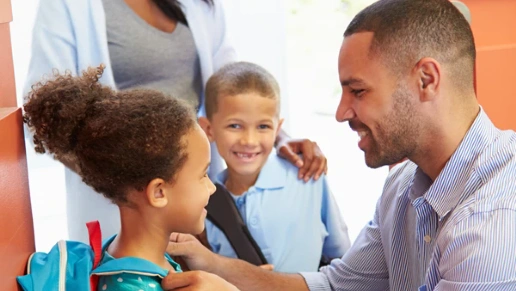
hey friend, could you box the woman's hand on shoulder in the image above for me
[276,137,328,182]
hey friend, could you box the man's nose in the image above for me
[335,93,355,122]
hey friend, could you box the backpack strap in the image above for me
[86,221,102,291]
[206,183,268,266]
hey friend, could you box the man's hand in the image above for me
[167,232,219,272]
[161,271,240,291]
[259,264,274,271]
[173,230,212,271]
[277,138,328,182]
[167,233,308,291]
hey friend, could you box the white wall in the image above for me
[222,0,290,131]
[11,0,68,252]
[11,0,38,106]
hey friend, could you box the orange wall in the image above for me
[0,108,35,291]
[0,0,16,108]
[462,0,516,130]
[0,0,35,289]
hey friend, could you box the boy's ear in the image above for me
[145,178,169,208]
[275,118,284,137]
[198,117,214,142]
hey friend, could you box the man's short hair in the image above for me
[344,0,475,90]
[205,62,280,119]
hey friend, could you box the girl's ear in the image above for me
[145,178,169,208]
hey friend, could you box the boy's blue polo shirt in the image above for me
[205,151,351,273]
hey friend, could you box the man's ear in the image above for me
[198,117,214,142]
[145,178,169,208]
[414,57,441,102]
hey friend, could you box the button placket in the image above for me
[413,197,438,282]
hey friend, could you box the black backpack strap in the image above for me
[206,183,268,266]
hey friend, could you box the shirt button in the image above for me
[424,235,432,243]
[250,217,258,226]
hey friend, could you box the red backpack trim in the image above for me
[86,221,102,291]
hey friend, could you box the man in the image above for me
[161,0,516,290]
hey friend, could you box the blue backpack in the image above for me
[17,221,170,291]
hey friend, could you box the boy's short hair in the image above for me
[205,62,280,119]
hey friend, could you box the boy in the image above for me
[198,62,350,273]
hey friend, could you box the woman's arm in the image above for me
[24,0,79,92]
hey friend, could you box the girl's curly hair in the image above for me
[23,65,197,204]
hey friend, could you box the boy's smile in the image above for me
[200,92,283,187]
[233,151,262,163]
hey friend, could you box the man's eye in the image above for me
[350,89,365,97]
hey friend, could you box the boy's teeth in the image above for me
[237,153,256,158]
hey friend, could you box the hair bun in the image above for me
[23,64,112,155]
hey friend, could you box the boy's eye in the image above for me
[258,124,271,129]
[228,124,241,129]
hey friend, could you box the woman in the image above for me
[25,0,327,243]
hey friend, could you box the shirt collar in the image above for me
[410,107,496,219]
[214,150,288,190]
[93,235,181,276]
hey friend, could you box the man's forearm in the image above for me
[216,256,309,291]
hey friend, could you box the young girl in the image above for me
[23,65,216,290]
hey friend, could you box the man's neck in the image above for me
[412,105,480,181]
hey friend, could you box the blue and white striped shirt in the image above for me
[301,108,516,290]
